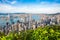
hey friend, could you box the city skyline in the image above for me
[0,0,60,14]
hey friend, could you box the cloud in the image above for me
[11,1,16,4]
[0,3,60,14]
[1,0,17,4]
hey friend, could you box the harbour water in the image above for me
[0,13,60,27]
[0,13,40,26]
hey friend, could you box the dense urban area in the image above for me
[0,13,60,40]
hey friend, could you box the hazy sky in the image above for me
[0,0,60,14]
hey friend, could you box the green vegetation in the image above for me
[0,25,60,40]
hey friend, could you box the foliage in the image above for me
[0,25,60,40]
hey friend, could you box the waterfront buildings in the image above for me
[0,13,60,34]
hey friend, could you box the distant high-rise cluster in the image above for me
[0,13,60,34]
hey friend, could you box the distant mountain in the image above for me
[0,13,60,15]
[45,13,60,16]
[54,13,60,15]
[0,13,26,15]
[0,13,8,15]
